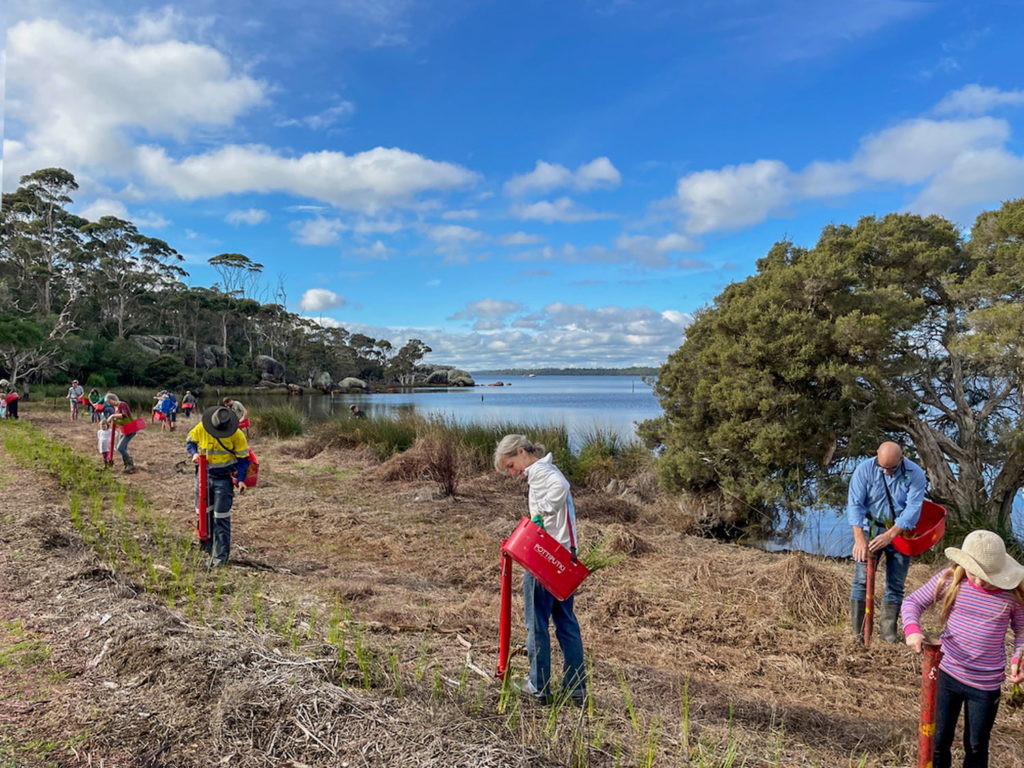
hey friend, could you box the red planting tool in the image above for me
[917,642,943,768]
[864,551,877,645]
[196,455,210,542]
[496,551,513,680]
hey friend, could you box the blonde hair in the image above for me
[104,392,119,404]
[934,565,1024,623]
[493,434,547,472]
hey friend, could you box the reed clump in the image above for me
[251,405,305,438]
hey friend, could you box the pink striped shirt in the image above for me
[902,569,1024,691]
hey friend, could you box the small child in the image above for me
[97,421,114,467]
[902,530,1024,768]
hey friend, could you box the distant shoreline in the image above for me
[473,367,658,376]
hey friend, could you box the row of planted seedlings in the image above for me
[1,419,812,768]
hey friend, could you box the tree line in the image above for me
[0,168,434,393]
[642,201,1024,535]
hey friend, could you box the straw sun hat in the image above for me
[945,530,1024,590]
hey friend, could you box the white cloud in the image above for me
[302,315,345,328]
[853,117,1007,184]
[676,159,791,234]
[428,224,483,243]
[512,197,609,223]
[911,147,1024,215]
[79,198,130,221]
[500,231,545,246]
[77,197,169,228]
[442,209,479,220]
[352,240,393,259]
[4,19,478,213]
[5,19,267,180]
[332,303,692,368]
[226,208,268,226]
[933,85,1024,116]
[655,233,699,252]
[505,156,621,196]
[613,233,705,268]
[136,144,479,212]
[575,157,622,190]
[450,298,524,320]
[299,288,346,312]
[294,217,345,246]
[674,108,1024,232]
[278,100,356,131]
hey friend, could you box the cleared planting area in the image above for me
[2,410,1022,767]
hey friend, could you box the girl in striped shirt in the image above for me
[902,530,1024,768]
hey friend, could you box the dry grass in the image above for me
[4,409,1024,768]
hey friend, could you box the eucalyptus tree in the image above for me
[80,216,187,339]
[0,170,89,384]
[645,201,1024,534]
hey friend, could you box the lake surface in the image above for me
[240,374,662,448]
[202,375,1024,556]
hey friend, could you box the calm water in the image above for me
[194,375,1023,555]
[239,374,661,448]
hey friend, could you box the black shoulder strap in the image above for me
[881,471,898,523]
[213,433,241,457]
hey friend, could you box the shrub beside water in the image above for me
[309,414,419,460]
[252,406,305,439]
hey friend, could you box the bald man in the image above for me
[846,441,927,642]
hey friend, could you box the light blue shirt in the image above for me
[846,456,927,532]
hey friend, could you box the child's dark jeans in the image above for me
[933,669,1001,768]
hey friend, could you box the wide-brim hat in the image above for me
[202,405,239,439]
[945,530,1024,590]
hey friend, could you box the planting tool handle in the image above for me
[197,455,210,542]
[496,550,513,680]
[863,518,877,646]
[917,642,943,768]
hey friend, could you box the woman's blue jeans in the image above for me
[933,670,1001,768]
[522,572,586,701]
[850,543,911,604]
[116,432,136,467]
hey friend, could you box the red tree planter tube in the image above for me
[918,642,943,768]
[496,551,513,680]
[495,518,590,680]
[196,455,210,542]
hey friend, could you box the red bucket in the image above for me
[502,517,590,601]
[119,417,147,435]
[893,500,947,556]
[241,449,259,488]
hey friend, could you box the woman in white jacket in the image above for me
[494,434,587,705]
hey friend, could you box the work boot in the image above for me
[881,602,901,643]
[849,599,865,640]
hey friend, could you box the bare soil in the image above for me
[2,409,1023,767]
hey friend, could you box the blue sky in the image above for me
[4,0,1024,369]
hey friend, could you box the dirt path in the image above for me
[3,409,1023,766]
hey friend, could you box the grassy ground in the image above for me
[1,406,1022,767]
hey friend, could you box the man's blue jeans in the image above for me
[933,670,1001,768]
[522,572,586,701]
[195,470,234,565]
[850,543,911,604]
